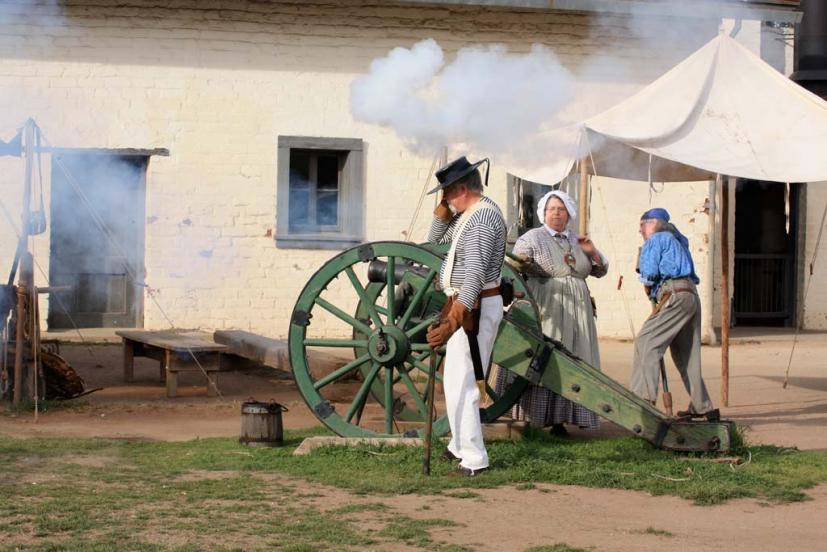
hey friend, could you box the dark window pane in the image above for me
[317,155,339,191]
[289,189,311,229]
[290,152,311,190]
[317,191,339,226]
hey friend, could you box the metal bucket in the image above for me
[239,400,287,447]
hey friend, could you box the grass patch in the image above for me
[443,490,480,499]
[3,426,827,549]
[636,527,675,537]
[378,517,458,548]
[331,502,389,514]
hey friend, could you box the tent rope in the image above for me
[405,150,440,242]
[584,131,638,338]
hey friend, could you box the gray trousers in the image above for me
[631,279,713,414]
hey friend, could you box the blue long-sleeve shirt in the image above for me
[638,231,699,299]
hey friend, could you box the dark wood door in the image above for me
[48,153,146,329]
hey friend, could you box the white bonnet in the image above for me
[536,190,577,227]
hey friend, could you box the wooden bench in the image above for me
[116,330,227,398]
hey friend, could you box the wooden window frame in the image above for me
[276,136,364,250]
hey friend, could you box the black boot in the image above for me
[549,424,569,437]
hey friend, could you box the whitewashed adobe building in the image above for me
[0,0,821,343]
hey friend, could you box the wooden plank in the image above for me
[213,330,287,368]
[115,330,227,352]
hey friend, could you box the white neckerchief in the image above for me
[441,199,497,295]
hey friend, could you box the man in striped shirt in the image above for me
[425,156,506,476]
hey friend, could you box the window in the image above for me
[277,136,364,249]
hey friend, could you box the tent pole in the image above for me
[579,157,589,235]
[720,175,731,407]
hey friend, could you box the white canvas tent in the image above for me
[522,32,827,185]
[514,32,827,407]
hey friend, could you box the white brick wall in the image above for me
[0,1,747,340]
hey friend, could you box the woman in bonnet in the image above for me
[498,190,608,435]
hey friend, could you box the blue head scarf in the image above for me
[641,208,690,249]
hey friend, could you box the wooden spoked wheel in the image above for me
[288,241,539,438]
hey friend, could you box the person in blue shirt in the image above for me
[631,208,717,420]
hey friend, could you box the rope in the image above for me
[584,132,638,338]
[405,150,440,242]
[782,196,827,388]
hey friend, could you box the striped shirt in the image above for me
[428,196,506,310]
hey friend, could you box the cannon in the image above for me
[289,241,735,452]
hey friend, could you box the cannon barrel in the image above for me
[366,259,431,284]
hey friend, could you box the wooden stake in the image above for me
[720,176,731,407]
[578,157,589,236]
[422,347,438,476]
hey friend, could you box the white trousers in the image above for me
[444,294,503,470]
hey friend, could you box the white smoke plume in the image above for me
[351,39,573,156]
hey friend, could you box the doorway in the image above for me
[48,153,147,329]
[733,180,800,327]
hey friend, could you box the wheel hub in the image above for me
[368,326,409,365]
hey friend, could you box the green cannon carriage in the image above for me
[289,241,734,452]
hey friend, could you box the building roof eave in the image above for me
[395,0,802,24]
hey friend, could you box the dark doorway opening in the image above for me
[48,153,147,329]
[505,174,559,245]
[733,180,800,327]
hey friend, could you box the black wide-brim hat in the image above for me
[427,156,489,195]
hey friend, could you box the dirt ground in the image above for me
[2,329,827,551]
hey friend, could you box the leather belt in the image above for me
[479,287,502,299]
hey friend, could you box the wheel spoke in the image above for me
[346,361,382,423]
[304,338,368,348]
[312,353,371,390]
[315,296,372,335]
[410,343,435,352]
[405,315,438,338]
[396,365,428,419]
[384,366,394,434]
[344,267,384,328]
[398,268,437,329]
[386,257,396,326]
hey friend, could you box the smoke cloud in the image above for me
[351,39,573,156]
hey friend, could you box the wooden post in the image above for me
[122,339,135,382]
[578,157,589,236]
[422,348,438,476]
[720,176,731,407]
[12,285,26,406]
[12,121,36,406]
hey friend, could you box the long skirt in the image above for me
[496,275,600,429]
